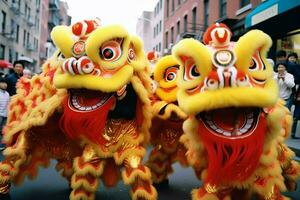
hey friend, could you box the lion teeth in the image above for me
[70,94,110,112]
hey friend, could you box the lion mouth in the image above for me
[69,89,113,111]
[196,107,260,138]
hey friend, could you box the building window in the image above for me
[178,0,181,6]
[154,27,156,37]
[16,25,19,42]
[26,32,30,47]
[156,24,159,35]
[10,19,15,34]
[171,27,174,44]
[159,42,161,52]
[204,0,209,28]
[240,0,250,8]
[165,31,169,49]
[172,0,175,12]
[220,0,227,18]
[0,44,5,59]
[34,38,38,52]
[166,0,169,17]
[15,52,18,61]
[192,7,197,33]
[23,30,26,47]
[9,49,13,63]
[177,20,180,36]
[160,0,162,9]
[184,15,188,32]
[1,11,6,33]
[159,20,162,32]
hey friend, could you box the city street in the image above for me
[0,153,299,200]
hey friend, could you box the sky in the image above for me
[64,0,157,34]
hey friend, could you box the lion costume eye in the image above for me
[184,59,200,80]
[164,66,179,82]
[249,51,266,72]
[100,40,122,61]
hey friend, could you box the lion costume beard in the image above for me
[198,110,267,185]
[59,90,116,145]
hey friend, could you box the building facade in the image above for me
[136,11,153,53]
[138,0,300,60]
[0,0,41,72]
[0,0,71,74]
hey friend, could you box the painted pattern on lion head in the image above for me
[173,23,300,200]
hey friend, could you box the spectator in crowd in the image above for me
[23,68,32,79]
[288,52,299,64]
[275,50,287,71]
[286,52,300,84]
[5,60,24,96]
[0,77,10,150]
[292,86,300,139]
[274,63,295,110]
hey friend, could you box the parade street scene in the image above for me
[0,0,300,200]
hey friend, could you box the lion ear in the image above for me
[127,36,149,71]
[50,25,75,58]
[234,30,272,72]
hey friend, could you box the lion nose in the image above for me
[62,56,95,75]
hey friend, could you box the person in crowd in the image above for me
[288,52,299,64]
[5,60,24,96]
[292,86,300,139]
[23,68,32,79]
[274,63,295,110]
[286,52,300,84]
[0,77,10,150]
[275,50,287,71]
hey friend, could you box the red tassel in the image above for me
[199,113,267,185]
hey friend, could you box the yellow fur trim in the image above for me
[130,185,157,200]
[70,190,94,200]
[50,26,74,58]
[121,166,151,185]
[54,65,133,92]
[177,78,278,115]
[72,158,104,177]
[129,35,149,71]
[180,118,206,168]
[130,74,152,144]
[191,189,219,200]
[172,38,212,90]
[152,101,187,120]
[71,174,100,193]
[114,146,146,165]
[85,25,130,68]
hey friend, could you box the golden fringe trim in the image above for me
[72,158,104,177]
[130,185,158,200]
[122,166,152,185]
[71,175,99,193]
[114,146,146,165]
[70,190,94,200]
[191,189,219,200]
[92,129,144,159]
[4,90,66,144]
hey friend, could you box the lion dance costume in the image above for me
[173,23,300,199]
[0,19,157,200]
[146,55,189,185]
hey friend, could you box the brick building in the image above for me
[0,0,71,73]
